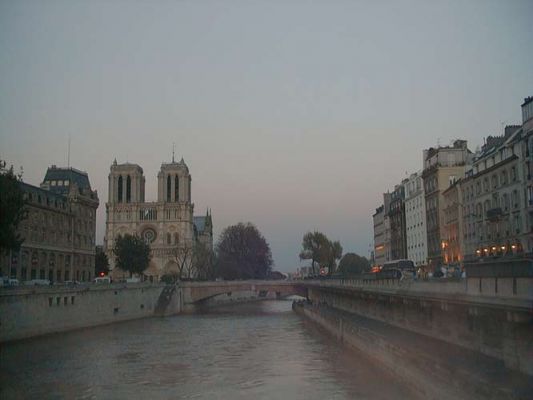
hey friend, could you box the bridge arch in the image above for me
[181,281,308,304]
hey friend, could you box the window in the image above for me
[503,193,509,211]
[511,166,517,182]
[118,176,123,203]
[512,190,519,209]
[501,170,508,185]
[491,174,498,189]
[167,176,171,202]
[126,175,131,203]
[51,180,57,186]
[483,178,489,192]
[167,233,171,245]
[175,175,179,202]
[64,180,69,186]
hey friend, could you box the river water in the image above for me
[1,300,416,399]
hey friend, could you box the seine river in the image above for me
[1,300,416,399]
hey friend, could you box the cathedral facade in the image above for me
[104,158,212,281]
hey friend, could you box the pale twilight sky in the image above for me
[1,0,532,272]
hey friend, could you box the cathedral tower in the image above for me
[157,157,191,203]
[108,160,145,204]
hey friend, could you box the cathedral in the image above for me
[104,157,212,281]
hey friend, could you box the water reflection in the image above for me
[1,300,416,399]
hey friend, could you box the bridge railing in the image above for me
[303,276,532,305]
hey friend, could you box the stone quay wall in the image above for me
[0,283,182,342]
[294,301,532,400]
[305,276,532,376]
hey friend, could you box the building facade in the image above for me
[104,158,212,281]
[461,105,532,259]
[1,166,99,282]
[373,192,391,267]
[521,97,533,254]
[422,140,472,269]
[442,179,463,265]
[405,171,427,267]
[388,181,407,260]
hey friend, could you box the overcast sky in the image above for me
[1,0,532,272]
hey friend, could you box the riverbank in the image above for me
[0,283,174,342]
[292,300,532,400]
[0,283,287,342]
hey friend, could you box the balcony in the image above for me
[486,207,502,222]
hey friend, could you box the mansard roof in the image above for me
[42,166,92,195]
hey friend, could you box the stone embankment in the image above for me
[0,283,179,342]
[293,301,532,400]
[0,282,283,342]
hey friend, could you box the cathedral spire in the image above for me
[172,142,175,163]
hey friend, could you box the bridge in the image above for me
[179,280,308,304]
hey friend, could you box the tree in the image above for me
[215,222,273,280]
[323,240,343,275]
[299,231,330,275]
[168,238,194,281]
[113,234,151,277]
[193,241,215,280]
[95,252,110,276]
[338,253,370,276]
[0,161,26,255]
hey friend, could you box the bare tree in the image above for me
[193,241,214,280]
[168,236,194,281]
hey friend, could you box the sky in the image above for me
[1,0,532,272]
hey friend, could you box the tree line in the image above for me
[112,222,273,281]
[1,162,368,281]
[299,231,370,276]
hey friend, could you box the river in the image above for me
[1,300,417,399]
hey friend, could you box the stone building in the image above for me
[460,99,533,260]
[372,205,386,267]
[373,192,391,267]
[104,158,213,281]
[442,178,463,265]
[521,96,533,254]
[405,171,427,267]
[388,181,408,260]
[422,140,472,269]
[1,166,99,282]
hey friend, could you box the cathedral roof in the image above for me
[193,216,207,233]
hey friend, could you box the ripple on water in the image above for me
[1,301,417,400]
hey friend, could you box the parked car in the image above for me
[93,277,111,284]
[125,277,140,283]
[24,279,51,286]
[1,278,20,287]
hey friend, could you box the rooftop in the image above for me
[42,166,92,195]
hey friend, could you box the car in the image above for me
[1,278,20,287]
[93,277,111,284]
[125,277,140,283]
[24,279,50,286]
[64,280,80,285]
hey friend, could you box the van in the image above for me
[93,277,111,284]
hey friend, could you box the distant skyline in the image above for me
[1,0,532,271]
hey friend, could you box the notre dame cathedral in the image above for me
[104,157,212,281]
